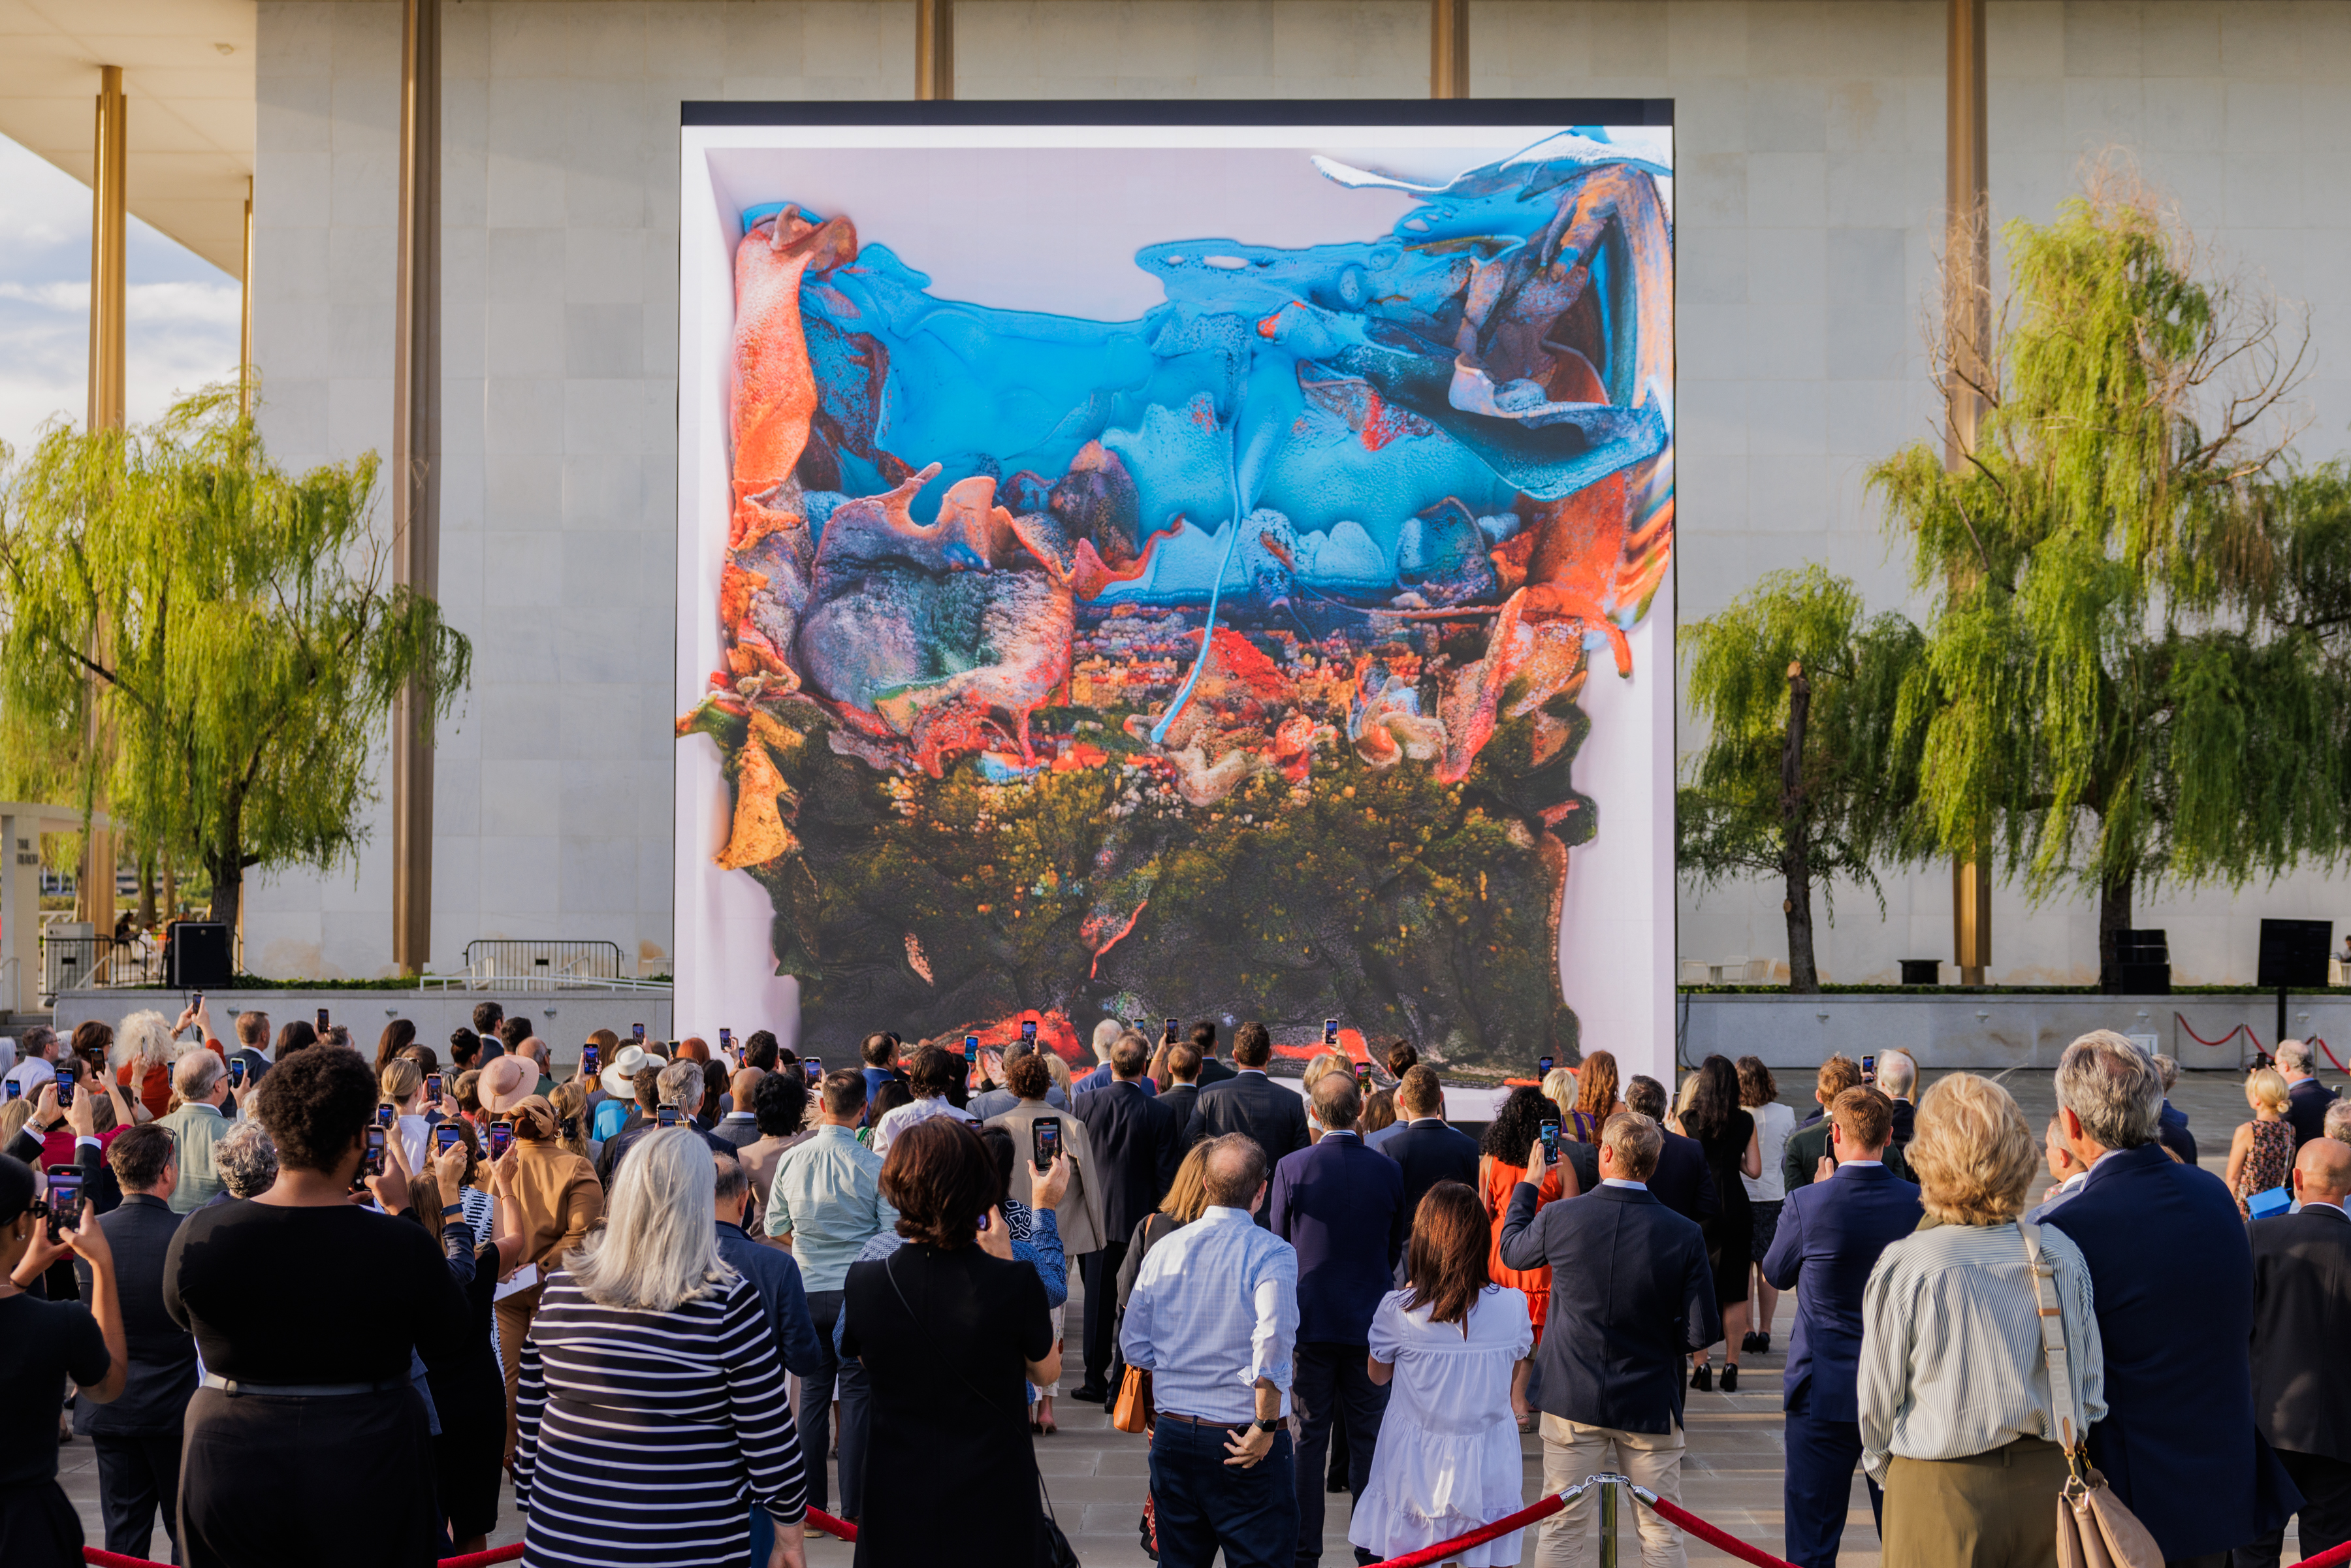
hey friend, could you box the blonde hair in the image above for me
[2246,1066,2290,1116]
[1159,1142,1213,1224]
[1302,1051,1352,1093]
[1042,1050,1072,1100]
[1540,1067,1578,1127]
[380,1058,424,1107]
[117,1010,175,1072]
[566,1128,736,1311]
[1908,1073,2038,1226]
[550,1080,594,1159]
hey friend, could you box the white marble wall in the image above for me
[251,0,2351,984]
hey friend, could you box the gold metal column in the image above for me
[391,0,441,974]
[1945,0,1991,986]
[916,0,953,101]
[239,175,254,417]
[1431,0,1469,99]
[77,65,127,940]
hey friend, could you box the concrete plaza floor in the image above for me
[56,1067,2316,1565]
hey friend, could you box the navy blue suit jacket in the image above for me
[1380,1118,1482,1219]
[1759,1162,1922,1424]
[1498,1182,1718,1433]
[2156,1098,2197,1165]
[1269,1131,1408,1344]
[1646,1130,1721,1228]
[2044,1142,2299,1558]
[2286,1076,2339,1151]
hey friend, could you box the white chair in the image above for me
[1711,955,1749,984]
[1678,959,1712,986]
[1740,957,1774,982]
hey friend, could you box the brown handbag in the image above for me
[1111,1366,1152,1434]
[2020,1223,2164,1568]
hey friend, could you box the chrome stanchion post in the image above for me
[1593,1472,1629,1568]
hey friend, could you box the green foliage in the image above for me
[0,387,472,929]
[1867,189,2351,931]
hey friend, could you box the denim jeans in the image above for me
[1150,1418,1298,1568]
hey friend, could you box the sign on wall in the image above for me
[675,102,1675,1070]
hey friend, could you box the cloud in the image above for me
[0,133,241,461]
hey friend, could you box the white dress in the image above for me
[1348,1285,1535,1568]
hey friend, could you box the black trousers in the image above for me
[1292,1341,1390,1567]
[2233,1448,2351,1568]
[1080,1241,1128,1390]
[95,1432,182,1563]
[801,1288,873,1519]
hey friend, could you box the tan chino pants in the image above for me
[1536,1413,1687,1568]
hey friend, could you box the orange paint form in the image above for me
[956,1011,1087,1068]
[1081,899,1148,978]
[1267,1026,1371,1064]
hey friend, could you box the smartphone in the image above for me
[1034,1116,1062,1168]
[720,1028,733,1053]
[434,1123,463,1155]
[1539,1055,1554,1078]
[363,1125,387,1177]
[56,1076,74,1108]
[1166,1017,1180,1045]
[1539,1120,1561,1166]
[656,1105,681,1128]
[632,1023,645,1044]
[425,1073,442,1101]
[978,1209,991,1233]
[229,1059,247,1089]
[1355,1063,1373,1094]
[581,1044,600,1076]
[1021,1019,1038,1047]
[316,1006,330,1033]
[376,1104,396,1129]
[964,1034,980,1064]
[4,1081,20,1102]
[1861,1053,1878,1083]
[805,1055,822,1078]
[1324,1018,1339,1048]
[192,989,204,1012]
[45,1171,84,1240]
[488,1121,513,1158]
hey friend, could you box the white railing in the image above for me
[417,957,669,993]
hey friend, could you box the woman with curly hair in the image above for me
[1479,1087,1576,1428]
[110,1012,174,1119]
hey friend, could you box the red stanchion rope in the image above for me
[1636,1493,1800,1568]
[2173,1013,2254,1050]
[84,1509,856,1568]
[1358,1487,1576,1568]
[2295,1537,2351,1568]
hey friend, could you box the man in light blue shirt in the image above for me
[1121,1134,1300,1568]
[767,1070,894,1522]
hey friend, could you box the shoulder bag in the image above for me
[2019,1222,2162,1568]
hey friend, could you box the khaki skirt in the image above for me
[1882,1435,2067,1568]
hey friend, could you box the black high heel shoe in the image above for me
[1689,1362,1712,1392]
[1721,1364,1740,1393]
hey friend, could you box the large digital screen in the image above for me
[676,103,1674,1070]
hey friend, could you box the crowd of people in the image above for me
[2,1005,2348,1568]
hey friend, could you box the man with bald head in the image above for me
[2241,1137,2351,1568]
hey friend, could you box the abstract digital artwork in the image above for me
[677,114,1674,1066]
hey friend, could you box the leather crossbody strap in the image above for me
[2019,1221,2080,1454]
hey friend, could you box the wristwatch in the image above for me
[1252,1418,1279,1434]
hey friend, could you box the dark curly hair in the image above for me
[1481,1086,1558,1167]
[753,1070,808,1138]
[252,1044,376,1174]
[880,1117,994,1248]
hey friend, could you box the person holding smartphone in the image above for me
[0,1150,131,1568]
[154,1049,238,1214]
[162,1047,473,1568]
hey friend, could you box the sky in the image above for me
[0,131,241,462]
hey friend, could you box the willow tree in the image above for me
[1678,566,1925,990]
[0,387,472,936]
[1870,180,2351,972]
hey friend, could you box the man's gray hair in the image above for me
[657,1058,705,1112]
[1309,1074,1360,1132]
[2152,1053,2180,1091]
[1876,1050,1917,1096]
[214,1121,280,1198]
[2275,1038,2313,1074]
[20,1025,58,1061]
[2055,1030,2162,1149]
[2325,1099,2351,1145]
[174,1046,225,1100]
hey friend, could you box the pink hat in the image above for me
[479,1053,537,1114]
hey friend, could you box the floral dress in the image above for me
[2235,1117,2293,1219]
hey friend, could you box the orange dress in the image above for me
[1480,1154,1565,1331]
[118,1060,171,1119]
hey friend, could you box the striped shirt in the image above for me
[514,1268,805,1566]
[1120,1204,1298,1422]
[1857,1219,2107,1479]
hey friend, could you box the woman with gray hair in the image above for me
[1858,1072,2106,1565]
[513,1127,807,1568]
[208,1121,279,1204]
[111,1008,176,1118]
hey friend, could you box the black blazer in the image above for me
[1071,1080,1182,1243]
[1157,1083,1201,1133]
[1645,1130,1720,1228]
[72,1192,199,1435]
[1185,1072,1311,1224]
[1194,1057,1239,1087]
[1498,1181,1718,1433]
[2287,1077,2339,1151]
[1381,1119,1481,1217]
[2248,1202,2351,1464]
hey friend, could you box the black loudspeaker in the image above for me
[2101,929,2170,995]
[165,921,234,989]
[2257,919,2331,989]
